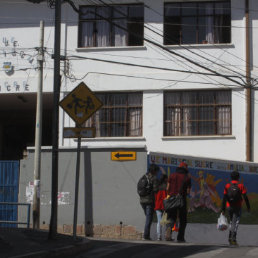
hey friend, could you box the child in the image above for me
[221,171,250,245]
[154,173,167,240]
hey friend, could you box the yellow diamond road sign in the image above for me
[59,82,102,125]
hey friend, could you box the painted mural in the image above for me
[148,152,258,224]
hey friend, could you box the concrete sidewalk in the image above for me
[0,228,91,258]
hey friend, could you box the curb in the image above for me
[9,239,92,258]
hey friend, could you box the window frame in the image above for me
[164,1,231,45]
[85,92,143,137]
[163,90,232,136]
[78,4,144,48]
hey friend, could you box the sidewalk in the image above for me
[0,228,91,258]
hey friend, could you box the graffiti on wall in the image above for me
[25,182,71,206]
[0,36,38,93]
[148,152,258,224]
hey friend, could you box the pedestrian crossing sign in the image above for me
[59,82,102,125]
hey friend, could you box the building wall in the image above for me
[0,0,258,162]
[19,147,147,237]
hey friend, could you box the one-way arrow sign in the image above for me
[111,151,136,161]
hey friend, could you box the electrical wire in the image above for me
[134,0,258,77]
[78,1,247,88]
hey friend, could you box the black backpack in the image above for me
[227,183,242,204]
[137,174,152,197]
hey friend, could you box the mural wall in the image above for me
[148,152,258,224]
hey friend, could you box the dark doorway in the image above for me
[0,93,53,160]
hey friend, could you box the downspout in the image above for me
[245,0,252,161]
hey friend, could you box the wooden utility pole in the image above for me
[49,0,61,239]
[245,0,252,162]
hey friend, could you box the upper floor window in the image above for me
[164,90,231,136]
[78,4,144,48]
[164,1,231,45]
[86,92,142,137]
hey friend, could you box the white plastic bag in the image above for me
[217,213,228,231]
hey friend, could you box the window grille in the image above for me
[86,92,142,137]
[164,1,231,45]
[78,4,144,48]
[164,90,231,136]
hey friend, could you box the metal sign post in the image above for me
[59,82,102,240]
[73,128,81,240]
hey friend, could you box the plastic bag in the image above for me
[217,213,228,231]
[161,212,169,225]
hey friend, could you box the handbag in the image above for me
[163,174,187,212]
[163,194,184,212]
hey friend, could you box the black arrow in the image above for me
[115,153,133,158]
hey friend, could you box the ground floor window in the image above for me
[164,90,231,136]
[86,92,142,137]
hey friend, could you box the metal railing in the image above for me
[0,202,31,228]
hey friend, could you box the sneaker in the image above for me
[143,237,152,241]
[165,237,174,241]
[230,240,238,246]
[157,237,161,241]
[177,239,186,243]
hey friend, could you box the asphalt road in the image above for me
[72,238,258,258]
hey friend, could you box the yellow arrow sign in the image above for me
[59,82,102,125]
[111,151,136,161]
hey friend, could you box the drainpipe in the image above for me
[245,0,252,161]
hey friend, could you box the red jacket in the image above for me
[154,190,167,211]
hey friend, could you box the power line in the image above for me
[83,1,246,87]
[65,53,243,80]
[135,0,258,76]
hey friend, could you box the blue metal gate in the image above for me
[0,161,19,227]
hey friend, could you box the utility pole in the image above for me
[245,0,252,162]
[49,0,61,239]
[33,20,44,230]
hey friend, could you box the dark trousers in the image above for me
[228,207,241,239]
[141,203,154,239]
[166,204,187,241]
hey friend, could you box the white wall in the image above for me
[1,0,258,162]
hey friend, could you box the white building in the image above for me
[1,0,258,163]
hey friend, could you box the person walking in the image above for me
[221,170,250,245]
[138,163,159,240]
[154,173,168,240]
[165,162,191,242]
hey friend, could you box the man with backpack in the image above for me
[137,163,159,240]
[221,170,251,246]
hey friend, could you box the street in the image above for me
[72,238,258,258]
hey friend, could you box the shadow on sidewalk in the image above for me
[0,228,90,258]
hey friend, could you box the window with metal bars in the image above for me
[164,1,231,45]
[85,92,142,137]
[78,4,144,48]
[164,90,231,136]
